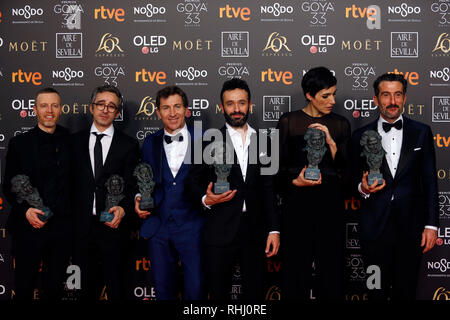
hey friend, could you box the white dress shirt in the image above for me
[378,115,403,178]
[202,123,279,234]
[163,124,189,178]
[89,123,114,215]
[226,122,256,212]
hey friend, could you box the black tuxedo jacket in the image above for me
[186,126,280,246]
[70,127,140,238]
[351,117,439,241]
[3,125,72,235]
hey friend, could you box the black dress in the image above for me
[276,110,351,300]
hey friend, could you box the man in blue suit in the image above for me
[351,73,439,300]
[135,86,204,300]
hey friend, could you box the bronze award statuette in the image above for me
[360,130,386,186]
[100,174,125,222]
[133,162,155,211]
[303,127,326,181]
[11,174,53,222]
[210,141,232,194]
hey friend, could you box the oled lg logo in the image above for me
[344,99,376,118]
[301,34,335,54]
[345,4,381,29]
[133,35,167,54]
[11,98,36,118]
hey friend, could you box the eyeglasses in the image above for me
[93,102,118,113]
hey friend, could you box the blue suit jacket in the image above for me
[351,117,439,241]
[139,126,203,238]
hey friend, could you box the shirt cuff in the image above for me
[202,195,212,209]
[358,183,370,199]
[425,225,438,231]
[135,193,142,201]
[269,231,280,234]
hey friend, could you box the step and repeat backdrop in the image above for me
[0,0,449,300]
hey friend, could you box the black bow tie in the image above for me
[164,133,183,144]
[382,120,403,133]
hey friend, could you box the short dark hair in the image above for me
[156,85,189,109]
[90,85,123,111]
[301,66,336,100]
[373,73,408,96]
[220,78,251,105]
[35,87,60,101]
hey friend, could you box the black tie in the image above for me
[164,133,183,144]
[382,119,403,133]
[93,132,105,181]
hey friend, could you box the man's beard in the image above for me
[224,111,249,127]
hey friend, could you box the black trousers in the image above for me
[281,217,344,300]
[361,204,422,300]
[13,227,70,300]
[72,216,126,301]
[204,215,266,300]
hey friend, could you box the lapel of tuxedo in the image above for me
[395,117,417,180]
[153,130,164,184]
[82,130,95,183]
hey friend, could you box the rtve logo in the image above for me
[219,4,251,21]
[345,4,380,29]
[388,69,419,86]
[261,68,293,85]
[435,134,450,148]
[135,68,167,85]
[12,69,42,85]
[94,6,125,22]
